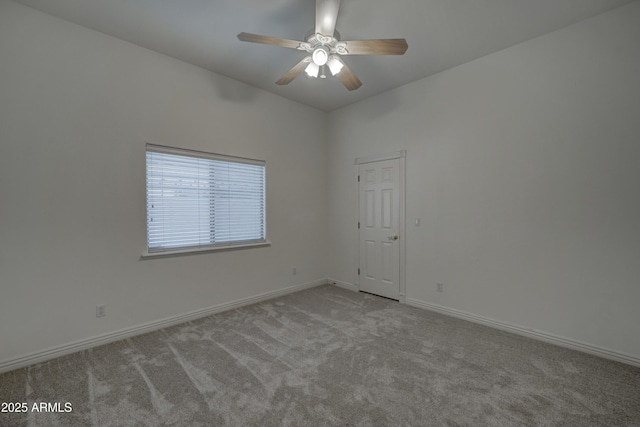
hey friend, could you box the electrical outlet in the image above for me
[96,304,106,318]
[437,283,443,293]
[292,267,297,275]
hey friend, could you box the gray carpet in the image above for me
[1,285,639,426]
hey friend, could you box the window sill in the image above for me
[141,241,271,259]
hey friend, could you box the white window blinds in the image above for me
[146,144,266,253]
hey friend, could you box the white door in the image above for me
[358,158,401,300]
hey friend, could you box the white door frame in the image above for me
[354,150,406,303]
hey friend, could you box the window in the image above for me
[145,144,266,255]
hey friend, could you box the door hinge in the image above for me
[357,175,360,182]
[358,222,360,229]
[358,268,360,275]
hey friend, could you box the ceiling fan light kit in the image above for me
[237,0,407,91]
[305,62,319,77]
[312,46,329,66]
[328,56,344,75]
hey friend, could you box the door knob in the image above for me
[388,235,398,241]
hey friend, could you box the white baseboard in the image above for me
[0,278,328,374]
[328,278,358,292]
[405,297,640,368]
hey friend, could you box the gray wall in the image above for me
[0,0,328,364]
[328,2,640,359]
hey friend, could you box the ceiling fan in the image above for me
[237,0,408,91]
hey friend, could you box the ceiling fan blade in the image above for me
[315,0,341,37]
[276,57,311,85]
[237,32,304,49]
[340,39,408,55]
[335,61,362,91]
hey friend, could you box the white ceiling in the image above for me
[13,0,634,111]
